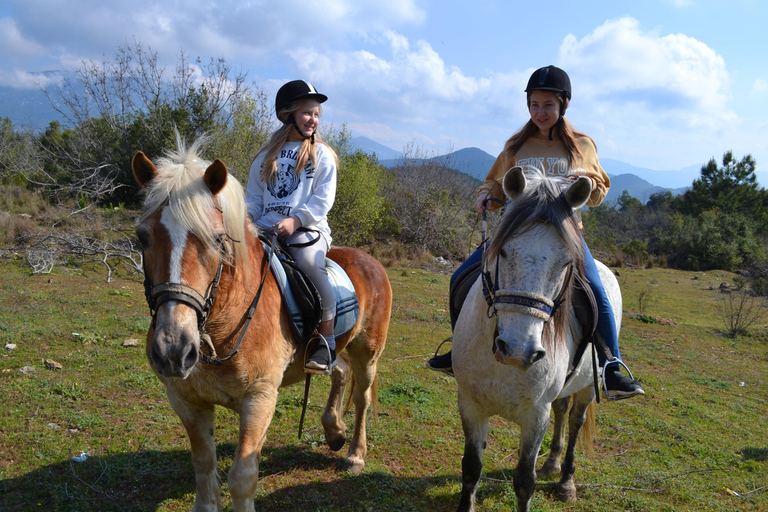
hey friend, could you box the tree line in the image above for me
[1,41,767,294]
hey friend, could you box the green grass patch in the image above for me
[1,260,767,511]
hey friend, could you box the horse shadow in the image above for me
[1,442,603,511]
[0,447,196,511]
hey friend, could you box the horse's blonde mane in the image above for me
[139,134,251,277]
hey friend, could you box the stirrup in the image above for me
[601,359,636,401]
[427,336,454,376]
[304,333,336,376]
[432,336,453,358]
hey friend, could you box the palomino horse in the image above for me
[132,137,391,512]
[453,167,619,512]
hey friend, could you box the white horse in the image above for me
[453,167,621,512]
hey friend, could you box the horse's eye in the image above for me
[499,248,507,259]
[136,225,152,249]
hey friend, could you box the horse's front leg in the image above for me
[557,386,595,503]
[228,387,279,512]
[166,388,221,512]
[539,396,569,477]
[514,405,551,512]
[457,391,490,512]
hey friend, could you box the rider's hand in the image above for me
[475,192,491,214]
[274,216,302,238]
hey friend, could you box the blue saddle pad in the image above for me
[263,242,360,339]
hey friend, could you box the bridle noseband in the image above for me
[144,261,224,331]
[482,260,573,323]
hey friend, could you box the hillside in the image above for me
[357,137,691,204]
[605,173,689,204]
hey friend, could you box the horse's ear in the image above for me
[565,177,592,209]
[502,166,526,200]
[133,151,157,188]
[204,159,228,196]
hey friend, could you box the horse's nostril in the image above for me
[183,343,199,370]
[531,350,546,364]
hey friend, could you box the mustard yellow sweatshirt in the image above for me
[478,133,610,209]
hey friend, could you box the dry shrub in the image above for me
[0,213,37,246]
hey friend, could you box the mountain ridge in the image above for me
[351,136,696,204]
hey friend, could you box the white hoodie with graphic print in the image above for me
[246,141,337,245]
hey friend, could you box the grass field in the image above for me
[1,256,767,511]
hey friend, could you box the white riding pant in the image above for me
[284,230,336,323]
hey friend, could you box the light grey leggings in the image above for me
[284,230,336,323]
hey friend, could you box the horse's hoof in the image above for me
[342,456,365,475]
[556,481,577,503]
[538,459,560,478]
[325,433,346,452]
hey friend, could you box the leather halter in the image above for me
[142,226,277,365]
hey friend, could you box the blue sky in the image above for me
[1,0,766,179]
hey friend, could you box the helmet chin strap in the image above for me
[548,116,562,141]
[548,95,567,141]
[289,114,316,144]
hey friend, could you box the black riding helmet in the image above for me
[275,79,327,118]
[525,66,571,140]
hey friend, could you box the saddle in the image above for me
[449,258,614,372]
[260,235,360,343]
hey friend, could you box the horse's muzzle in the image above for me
[493,338,546,370]
[149,308,201,379]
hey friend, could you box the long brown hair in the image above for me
[504,95,595,166]
[255,100,337,183]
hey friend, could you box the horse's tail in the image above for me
[343,374,379,425]
[576,401,596,453]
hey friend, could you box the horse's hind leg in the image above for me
[539,396,570,477]
[457,392,490,512]
[338,346,381,474]
[556,387,595,503]
[166,390,221,512]
[322,351,351,453]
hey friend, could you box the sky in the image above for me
[1,0,767,178]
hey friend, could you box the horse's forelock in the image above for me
[485,172,582,266]
[139,138,251,276]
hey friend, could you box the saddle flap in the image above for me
[260,240,359,344]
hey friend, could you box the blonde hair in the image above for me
[504,95,595,166]
[255,100,337,183]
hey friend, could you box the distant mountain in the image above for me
[601,158,703,189]
[605,174,689,204]
[363,142,693,204]
[350,136,403,161]
[378,147,495,180]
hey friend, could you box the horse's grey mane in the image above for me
[484,167,587,343]
[485,167,585,266]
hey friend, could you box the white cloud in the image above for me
[288,32,497,125]
[753,78,768,94]
[559,17,734,130]
[5,0,425,59]
[0,69,63,89]
[0,17,45,58]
